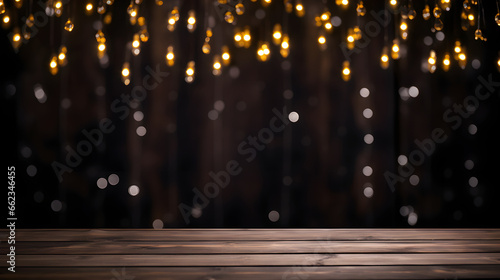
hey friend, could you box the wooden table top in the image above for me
[1,228,499,279]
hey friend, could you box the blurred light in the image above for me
[362,108,373,119]
[469,176,478,187]
[214,100,225,112]
[363,185,374,198]
[409,175,420,186]
[133,111,144,121]
[268,210,280,222]
[435,31,445,41]
[136,126,147,136]
[51,200,63,212]
[408,212,418,226]
[408,86,419,97]
[27,165,37,177]
[360,88,370,97]
[34,84,47,103]
[423,36,433,46]
[108,174,119,185]
[468,124,477,135]
[342,60,350,81]
[128,185,140,196]
[362,166,373,176]
[295,0,304,17]
[288,111,299,122]
[97,177,107,189]
[398,155,408,165]
[152,219,164,229]
[464,159,474,170]
[471,59,481,69]
[400,206,409,216]
[364,134,374,144]
[187,10,196,32]
[208,109,219,120]
[21,146,32,158]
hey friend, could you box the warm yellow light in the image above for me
[55,1,62,9]
[263,48,270,55]
[98,43,106,51]
[454,46,461,53]
[243,34,251,41]
[281,41,289,49]
[168,17,176,25]
[400,22,407,31]
[222,53,230,60]
[50,58,57,69]
[3,15,9,23]
[459,53,466,60]
[86,3,93,11]
[122,67,130,77]
[13,34,20,42]
[390,0,397,6]
[132,39,140,48]
[392,44,399,53]
[318,36,326,44]
[468,14,474,21]
[343,67,350,75]
[166,53,174,60]
[347,35,355,43]
[428,57,435,65]
[296,4,303,11]
[321,12,330,21]
[273,31,282,40]
[443,58,450,66]
[166,46,174,66]
[213,61,221,70]
[381,54,389,63]
[342,0,348,5]
[342,60,351,81]
[234,34,242,42]
[442,53,451,71]
[497,59,500,67]
[187,16,196,25]
[324,22,332,30]
[58,53,65,60]
[186,67,194,76]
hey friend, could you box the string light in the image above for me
[54,1,63,17]
[458,51,467,69]
[356,1,366,16]
[165,46,174,66]
[280,34,290,58]
[167,6,179,31]
[346,28,355,50]
[212,55,222,76]
[0,1,5,14]
[391,39,400,60]
[428,50,436,73]
[497,55,500,72]
[242,26,251,48]
[318,35,327,50]
[58,45,68,66]
[261,0,272,7]
[442,53,451,71]
[85,1,94,15]
[49,54,58,75]
[187,10,196,32]
[234,28,243,47]
[400,19,408,40]
[336,0,349,7]
[380,46,389,69]
[342,60,351,81]
[295,0,304,17]
[224,11,234,23]
[222,46,230,65]
[64,19,74,32]
[11,27,21,50]
[257,42,271,61]
[422,4,431,20]
[121,62,130,85]
[132,33,140,55]
[235,3,245,15]
[185,61,195,83]
[272,24,282,45]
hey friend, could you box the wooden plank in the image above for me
[1,265,500,279]
[6,240,500,254]
[2,229,500,241]
[3,253,500,267]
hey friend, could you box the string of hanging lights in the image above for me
[1,0,499,83]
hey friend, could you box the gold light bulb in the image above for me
[380,46,389,69]
[295,0,304,17]
[422,4,431,20]
[235,3,245,15]
[280,34,290,58]
[272,24,282,45]
[64,18,74,32]
[391,39,400,60]
[442,53,451,71]
[122,62,130,85]
[185,61,195,83]
[165,46,174,66]
[342,60,351,81]
[213,55,222,76]
[0,1,5,15]
[49,54,58,75]
[222,46,230,65]
[428,50,436,73]
[357,1,366,16]
[187,10,196,32]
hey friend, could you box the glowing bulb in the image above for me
[422,4,431,20]
[324,22,332,30]
[49,55,58,75]
[295,1,304,17]
[320,12,330,21]
[459,53,466,61]
[165,46,174,66]
[187,10,196,32]
[272,24,282,45]
[391,40,400,60]
[185,61,195,83]
[3,15,9,24]
[13,33,20,42]
[98,43,106,52]
[242,27,251,48]
[213,55,222,76]
[342,60,351,81]
[257,42,271,61]
[400,21,407,31]
[85,2,93,14]
[58,45,67,66]
[357,1,366,16]
[468,14,474,21]
[54,1,62,9]
[497,57,500,71]
[224,11,234,23]
[234,33,242,42]
[442,53,451,71]
[222,46,230,65]
[318,35,326,44]
[235,3,245,15]
[122,64,130,77]
[0,1,5,14]
[380,46,389,69]
[433,4,442,18]
[280,34,290,58]
[64,19,74,31]
[389,0,397,7]
[428,50,437,73]
[132,36,140,48]
[127,4,138,17]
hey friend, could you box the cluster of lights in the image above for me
[2,0,500,83]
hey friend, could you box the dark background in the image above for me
[1,0,500,228]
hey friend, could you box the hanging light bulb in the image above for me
[58,45,67,66]
[346,28,355,50]
[442,53,451,71]
[318,35,327,50]
[261,0,271,7]
[422,4,431,20]
[85,1,94,15]
[408,2,416,20]
[428,50,436,73]
[284,0,293,13]
[187,10,196,32]
[224,11,235,23]
[243,26,251,48]
[95,29,106,44]
[185,61,195,83]
[13,0,22,9]
[280,34,290,58]
[49,54,58,75]
[342,60,351,81]
[380,46,390,69]
[140,27,149,42]
[389,0,398,10]
[433,4,442,18]
[233,28,243,47]
[336,0,348,7]
[235,3,245,15]
[165,46,174,66]
[391,39,400,60]
[53,1,63,17]
[64,18,74,31]
[353,26,362,40]
[127,3,138,17]
[2,12,10,29]
[0,1,5,14]
[400,19,408,40]
[11,27,22,50]
[222,46,230,65]
[463,0,471,10]
[453,41,462,60]
[356,1,366,16]
[132,33,140,55]
[167,7,179,31]
[212,55,222,76]
[295,0,304,17]
[434,18,443,30]
[474,28,486,41]
[97,2,106,14]
[202,41,211,54]
[272,24,282,45]
[458,51,467,69]
[155,0,163,5]
[97,42,106,58]
[257,42,271,61]
[440,0,451,11]
[121,62,130,85]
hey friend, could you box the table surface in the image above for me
[1,228,500,279]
